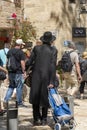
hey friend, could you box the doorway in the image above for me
[75,41,86,54]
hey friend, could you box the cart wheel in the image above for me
[69,125,75,130]
[54,123,61,130]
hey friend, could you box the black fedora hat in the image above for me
[40,31,56,43]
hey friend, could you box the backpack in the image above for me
[80,59,87,75]
[0,57,3,67]
[6,53,18,72]
[0,58,6,80]
[60,51,74,72]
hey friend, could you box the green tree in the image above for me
[12,20,37,46]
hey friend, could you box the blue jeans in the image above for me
[4,73,24,105]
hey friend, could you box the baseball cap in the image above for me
[16,39,25,45]
[67,41,75,48]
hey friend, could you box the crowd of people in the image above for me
[0,31,87,126]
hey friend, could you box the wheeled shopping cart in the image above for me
[48,88,76,130]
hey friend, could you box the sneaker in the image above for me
[18,103,28,108]
[0,110,7,116]
[54,123,61,130]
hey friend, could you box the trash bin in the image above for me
[7,100,18,130]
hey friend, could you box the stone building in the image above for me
[0,0,24,48]
[24,0,87,58]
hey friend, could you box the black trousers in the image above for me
[32,104,48,121]
[79,81,87,94]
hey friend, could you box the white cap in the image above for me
[16,39,25,45]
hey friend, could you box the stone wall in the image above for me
[0,0,24,28]
[24,0,87,58]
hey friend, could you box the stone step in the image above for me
[19,125,53,130]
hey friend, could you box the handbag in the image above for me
[24,72,32,87]
[0,70,6,80]
[25,63,34,87]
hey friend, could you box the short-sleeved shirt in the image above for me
[0,48,9,66]
[67,48,79,72]
[7,48,25,74]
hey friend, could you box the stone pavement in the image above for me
[0,89,87,130]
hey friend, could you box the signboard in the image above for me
[72,27,86,38]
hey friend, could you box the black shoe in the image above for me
[41,119,47,126]
[0,110,7,116]
[33,119,41,126]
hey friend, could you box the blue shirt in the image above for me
[0,48,9,66]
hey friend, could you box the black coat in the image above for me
[26,44,57,107]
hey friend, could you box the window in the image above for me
[14,0,21,7]
[75,42,86,54]
[69,0,75,3]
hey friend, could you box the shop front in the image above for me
[72,27,87,54]
[0,28,14,49]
